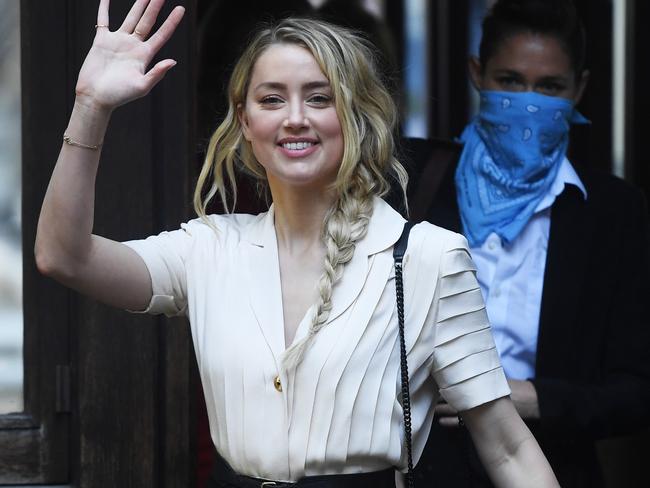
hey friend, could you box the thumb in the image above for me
[143,59,177,90]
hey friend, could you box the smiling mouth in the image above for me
[280,141,316,150]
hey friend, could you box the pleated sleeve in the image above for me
[430,233,510,411]
[122,220,199,317]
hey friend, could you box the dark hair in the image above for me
[479,0,586,77]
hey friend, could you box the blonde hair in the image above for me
[194,18,408,370]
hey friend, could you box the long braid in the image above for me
[282,185,373,371]
[193,18,409,370]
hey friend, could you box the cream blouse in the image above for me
[124,197,509,481]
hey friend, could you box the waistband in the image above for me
[208,451,396,488]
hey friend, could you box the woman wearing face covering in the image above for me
[408,0,650,486]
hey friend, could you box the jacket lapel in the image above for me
[536,183,593,376]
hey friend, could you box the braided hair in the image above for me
[194,18,408,370]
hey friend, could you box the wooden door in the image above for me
[0,1,196,486]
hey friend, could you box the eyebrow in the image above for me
[253,80,331,91]
[493,69,569,82]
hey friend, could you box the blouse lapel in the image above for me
[326,197,406,324]
[244,206,288,360]
[243,198,406,360]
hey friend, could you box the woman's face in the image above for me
[239,43,344,191]
[470,32,588,102]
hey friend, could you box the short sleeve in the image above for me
[122,221,196,317]
[430,233,510,411]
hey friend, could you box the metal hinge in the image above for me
[56,364,71,413]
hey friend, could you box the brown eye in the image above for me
[307,94,332,105]
[260,95,283,105]
[538,83,564,95]
[498,77,522,88]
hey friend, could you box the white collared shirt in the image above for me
[124,197,509,481]
[469,158,587,380]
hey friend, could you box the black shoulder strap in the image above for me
[393,221,415,488]
[394,221,415,262]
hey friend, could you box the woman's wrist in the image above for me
[73,93,114,118]
[65,97,113,149]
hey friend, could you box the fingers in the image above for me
[434,402,457,416]
[146,6,185,54]
[434,401,460,428]
[119,0,151,33]
[438,415,460,427]
[97,0,110,27]
[132,0,165,39]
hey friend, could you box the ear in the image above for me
[468,56,483,91]
[237,103,252,141]
[573,69,590,105]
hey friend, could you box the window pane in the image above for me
[0,0,23,415]
[403,0,430,138]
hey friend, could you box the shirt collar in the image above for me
[535,157,588,212]
[243,196,405,256]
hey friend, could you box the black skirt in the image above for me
[207,450,396,488]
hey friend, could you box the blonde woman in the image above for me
[36,0,558,486]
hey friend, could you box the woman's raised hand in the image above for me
[35,0,186,312]
[75,0,185,111]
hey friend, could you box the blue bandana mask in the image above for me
[455,90,589,247]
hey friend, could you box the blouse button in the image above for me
[273,375,283,392]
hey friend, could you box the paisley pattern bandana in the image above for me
[455,90,589,246]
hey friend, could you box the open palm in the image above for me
[76,0,185,110]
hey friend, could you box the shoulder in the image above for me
[407,221,471,274]
[184,211,266,234]
[575,164,647,212]
[204,211,266,233]
[168,210,269,251]
[366,197,467,255]
[410,220,469,254]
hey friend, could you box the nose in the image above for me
[283,102,309,129]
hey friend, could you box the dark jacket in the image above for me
[400,138,650,488]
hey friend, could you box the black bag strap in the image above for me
[393,221,415,488]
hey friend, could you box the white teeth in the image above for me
[282,141,314,150]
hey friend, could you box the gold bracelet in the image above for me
[63,133,103,150]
